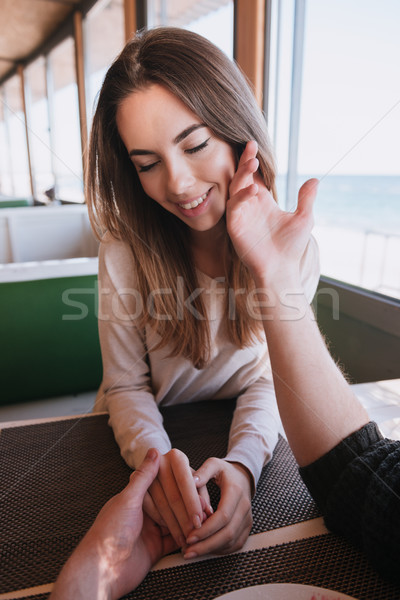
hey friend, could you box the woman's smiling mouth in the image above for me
[179,190,210,210]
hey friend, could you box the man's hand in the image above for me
[143,448,213,549]
[50,448,177,600]
[227,140,318,288]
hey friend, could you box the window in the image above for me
[2,74,31,197]
[25,56,55,202]
[48,36,83,202]
[146,0,234,59]
[268,0,400,300]
[84,0,125,125]
[0,87,13,196]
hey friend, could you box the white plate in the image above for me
[213,583,358,600]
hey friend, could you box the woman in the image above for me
[87,27,319,557]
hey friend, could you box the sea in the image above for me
[276,174,400,298]
[277,174,400,235]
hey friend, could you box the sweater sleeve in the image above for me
[95,236,171,469]
[224,375,281,488]
[299,422,400,584]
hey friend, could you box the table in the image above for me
[1,400,399,600]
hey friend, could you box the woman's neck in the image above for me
[190,219,227,279]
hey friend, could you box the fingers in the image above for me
[192,456,220,489]
[198,485,213,518]
[297,178,319,216]
[229,158,258,197]
[142,513,180,561]
[148,476,186,546]
[184,487,252,557]
[158,450,203,531]
[143,491,166,527]
[168,450,204,528]
[229,140,259,198]
[126,448,160,504]
[185,458,253,558]
[184,503,252,558]
[148,449,205,548]
[241,140,258,166]
[227,183,259,218]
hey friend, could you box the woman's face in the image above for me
[116,84,236,233]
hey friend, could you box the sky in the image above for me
[277,0,400,175]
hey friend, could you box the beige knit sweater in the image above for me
[94,231,320,485]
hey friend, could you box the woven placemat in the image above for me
[122,533,400,600]
[14,534,400,600]
[0,401,319,593]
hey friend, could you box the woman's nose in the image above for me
[166,160,195,196]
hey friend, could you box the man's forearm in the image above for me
[50,541,112,600]
[255,279,368,467]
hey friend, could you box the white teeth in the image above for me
[180,191,208,210]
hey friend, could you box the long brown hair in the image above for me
[87,27,277,368]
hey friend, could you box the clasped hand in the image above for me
[143,448,253,558]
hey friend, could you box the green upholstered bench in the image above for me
[0,196,33,208]
[0,258,101,405]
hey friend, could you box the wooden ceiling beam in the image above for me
[124,0,137,42]
[32,0,80,5]
[234,0,266,108]
[73,10,88,183]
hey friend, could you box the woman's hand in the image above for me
[227,141,318,288]
[183,459,253,558]
[143,448,213,549]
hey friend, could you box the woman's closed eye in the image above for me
[137,138,211,173]
[185,138,210,155]
[138,160,160,173]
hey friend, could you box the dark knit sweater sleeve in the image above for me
[299,422,400,583]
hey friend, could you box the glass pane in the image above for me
[300,0,400,299]
[0,88,13,196]
[25,56,55,202]
[267,0,295,189]
[147,0,234,58]
[48,36,84,202]
[3,75,31,197]
[271,0,400,299]
[85,0,125,124]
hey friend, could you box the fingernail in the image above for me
[146,448,158,461]
[208,504,214,514]
[193,475,200,482]
[184,551,197,560]
[187,535,198,544]
[193,514,202,529]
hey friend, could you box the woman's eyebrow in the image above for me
[129,123,207,157]
[173,123,207,144]
[129,148,155,157]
